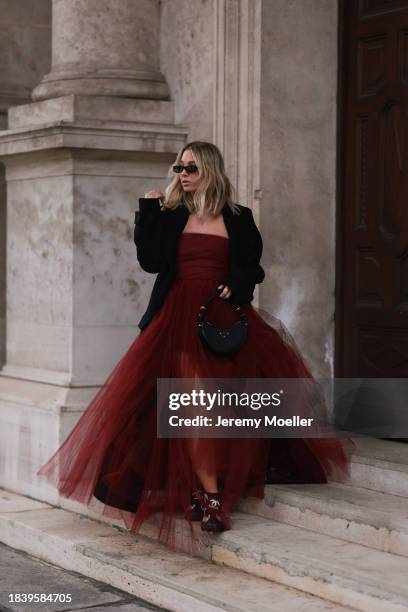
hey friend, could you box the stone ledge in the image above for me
[239,481,408,557]
[8,95,177,129]
[0,373,96,411]
[0,121,189,159]
[0,489,353,612]
[1,486,406,611]
[212,512,408,612]
[345,438,408,497]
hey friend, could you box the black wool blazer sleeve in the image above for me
[134,198,165,273]
[220,207,265,304]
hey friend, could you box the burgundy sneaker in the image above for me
[201,491,227,532]
[185,490,204,522]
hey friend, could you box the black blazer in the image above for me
[134,198,265,330]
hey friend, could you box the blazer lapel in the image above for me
[222,203,239,261]
[164,204,189,261]
[221,203,232,237]
[174,203,190,234]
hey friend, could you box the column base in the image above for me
[8,94,177,130]
[32,68,170,102]
[0,374,96,503]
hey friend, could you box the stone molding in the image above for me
[0,121,189,162]
[213,0,262,224]
[213,0,262,309]
[8,95,176,130]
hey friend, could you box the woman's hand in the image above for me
[144,189,165,200]
[218,284,232,299]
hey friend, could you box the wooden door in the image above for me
[336,0,408,377]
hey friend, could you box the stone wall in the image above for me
[0,0,51,368]
[160,0,339,377]
[0,0,51,123]
[160,0,215,141]
[259,0,338,377]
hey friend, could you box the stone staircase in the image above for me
[1,435,407,611]
[238,436,408,556]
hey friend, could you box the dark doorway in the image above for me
[336,0,408,378]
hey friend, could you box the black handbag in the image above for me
[197,288,248,355]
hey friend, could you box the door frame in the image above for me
[335,0,349,378]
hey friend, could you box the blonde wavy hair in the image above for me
[163,141,241,217]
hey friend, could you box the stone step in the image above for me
[345,437,408,497]
[0,489,355,612]
[238,482,408,556]
[210,512,408,612]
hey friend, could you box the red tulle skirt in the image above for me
[37,232,355,555]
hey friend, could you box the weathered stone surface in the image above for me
[8,95,176,129]
[32,0,169,101]
[0,0,187,507]
[0,135,186,384]
[212,513,408,612]
[0,489,355,612]
[258,0,338,377]
[0,0,51,115]
[160,0,214,140]
[239,479,408,557]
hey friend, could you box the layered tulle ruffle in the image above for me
[37,233,355,555]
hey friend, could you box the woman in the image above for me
[37,141,355,555]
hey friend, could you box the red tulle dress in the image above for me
[37,232,355,555]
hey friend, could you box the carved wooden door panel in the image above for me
[337,0,408,377]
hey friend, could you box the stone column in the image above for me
[0,0,187,503]
[0,0,51,127]
[0,0,51,378]
[32,0,169,101]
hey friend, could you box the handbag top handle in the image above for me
[197,288,247,325]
